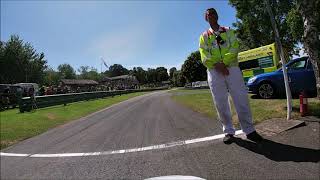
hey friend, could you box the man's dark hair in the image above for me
[205,8,218,21]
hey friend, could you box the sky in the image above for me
[1,0,237,73]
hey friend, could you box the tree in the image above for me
[181,51,207,83]
[0,41,7,82]
[229,0,298,56]
[146,68,157,84]
[169,67,177,79]
[296,0,320,98]
[155,67,169,82]
[131,67,147,84]
[172,70,186,87]
[57,63,76,79]
[107,64,129,77]
[0,35,47,84]
[43,67,60,86]
[78,66,101,81]
[169,67,178,85]
[286,8,304,42]
[144,67,169,85]
[78,66,90,78]
[27,52,47,83]
[86,69,101,82]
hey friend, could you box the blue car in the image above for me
[246,56,317,99]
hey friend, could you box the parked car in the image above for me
[13,83,39,96]
[0,84,23,110]
[246,56,317,99]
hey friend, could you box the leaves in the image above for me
[229,0,300,56]
[172,70,186,87]
[77,66,101,81]
[43,67,60,86]
[0,35,47,84]
[169,67,177,79]
[155,67,169,82]
[286,7,304,41]
[57,64,76,79]
[181,51,207,83]
[131,67,147,84]
[107,64,129,77]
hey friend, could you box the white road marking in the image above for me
[0,153,30,157]
[0,130,243,158]
[146,175,206,180]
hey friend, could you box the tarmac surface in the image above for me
[1,90,319,179]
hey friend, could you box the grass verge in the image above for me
[0,92,148,150]
[170,88,320,126]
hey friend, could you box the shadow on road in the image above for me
[233,138,320,163]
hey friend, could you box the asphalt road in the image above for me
[1,90,319,179]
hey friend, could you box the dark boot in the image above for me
[246,131,263,143]
[223,134,234,144]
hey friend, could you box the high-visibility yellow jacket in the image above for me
[199,26,240,69]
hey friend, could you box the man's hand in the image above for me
[214,62,229,76]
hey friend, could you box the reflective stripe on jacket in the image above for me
[199,26,240,69]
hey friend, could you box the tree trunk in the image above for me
[297,0,320,99]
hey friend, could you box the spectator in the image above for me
[39,86,45,96]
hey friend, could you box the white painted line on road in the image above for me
[0,130,243,158]
[0,152,30,157]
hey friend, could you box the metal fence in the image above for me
[19,87,167,113]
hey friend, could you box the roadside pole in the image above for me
[264,0,292,120]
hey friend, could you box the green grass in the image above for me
[170,88,320,126]
[0,92,148,150]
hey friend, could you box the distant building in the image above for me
[100,75,139,90]
[60,79,99,93]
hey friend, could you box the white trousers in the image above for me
[207,67,255,135]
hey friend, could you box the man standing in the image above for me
[199,8,263,144]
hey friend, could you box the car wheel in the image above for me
[258,82,274,99]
